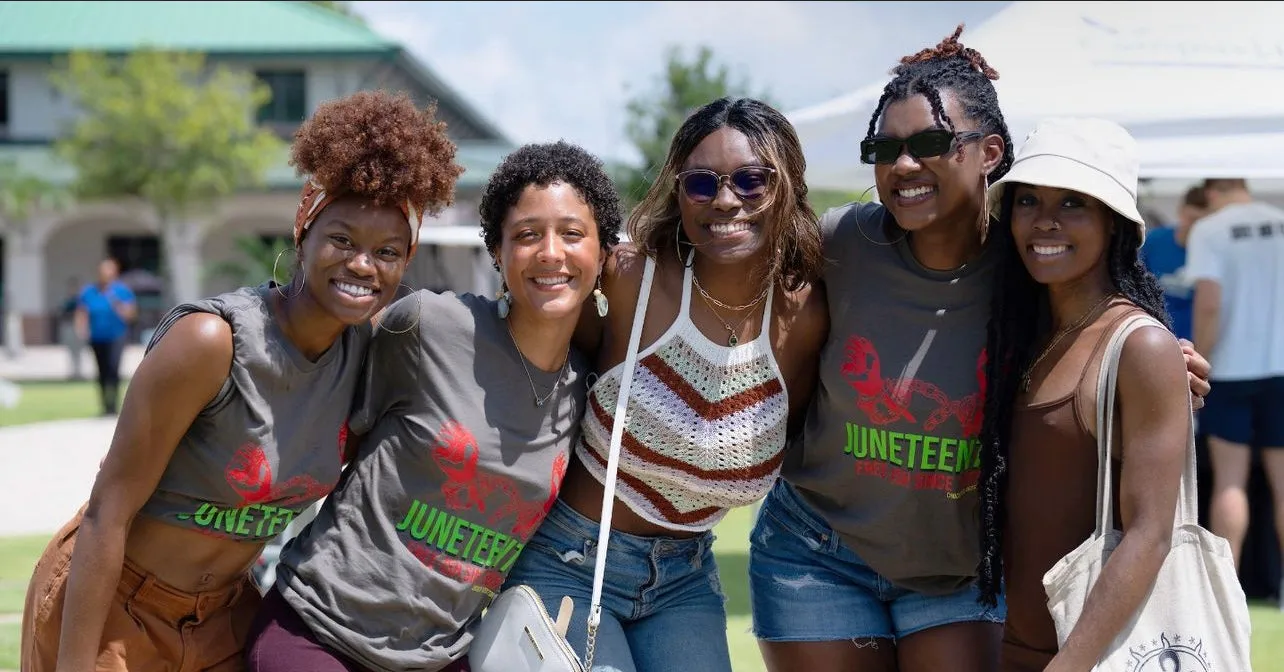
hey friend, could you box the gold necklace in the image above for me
[692,273,771,312]
[505,323,570,407]
[1020,293,1118,393]
[691,271,771,346]
[699,295,761,346]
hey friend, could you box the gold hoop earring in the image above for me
[272,248,305,299]
[977,173,993,242]
[372,284,423,335]
[855,186,908,247]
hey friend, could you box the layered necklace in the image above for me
[1020,292,1119,393]
[692,273,771,347]
[505,323,571,407]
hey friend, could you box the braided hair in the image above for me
[868,24,1017,608]
[866,24,1015,183]
[976,185,1173,606]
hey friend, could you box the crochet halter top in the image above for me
[576,255,789,531]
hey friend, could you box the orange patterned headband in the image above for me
[292,180,424,257]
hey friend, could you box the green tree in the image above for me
[50,49,285,304]
[0,160,70,224]
[621,46,771,207]
[205,234,294,290]
[809,187,873,216]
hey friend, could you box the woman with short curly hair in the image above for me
[243,140,623,672]
[21,89,463,672]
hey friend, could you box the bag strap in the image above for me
[584,255,656,668]
[1093,313,1198,537]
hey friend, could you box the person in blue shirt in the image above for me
[74,258,137,415]
[1140,185,1208,342]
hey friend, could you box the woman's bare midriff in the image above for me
[123,516,265,592]
[557,457,702,540]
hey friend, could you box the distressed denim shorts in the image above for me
[748,479,1005,642]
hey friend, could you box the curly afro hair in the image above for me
[290,90,463,217]
[478,141,623,257]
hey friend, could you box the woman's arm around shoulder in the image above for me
[774,279,830,434]
[1047,323,1189,672]
[55,312,233,672]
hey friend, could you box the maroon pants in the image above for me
[245,589,470,672]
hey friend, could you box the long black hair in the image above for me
[975,184,1172,606]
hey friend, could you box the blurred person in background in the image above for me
[1140,185,1209,342]
[74,259,136,415]
[1188,178,1284,604]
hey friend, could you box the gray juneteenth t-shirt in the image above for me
[274,289,589,672]
[782,201,998,595]
[137,283,368,542]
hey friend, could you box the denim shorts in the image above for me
[748,479,1005,642]
[502,499,731,672]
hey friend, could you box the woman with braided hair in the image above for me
[747,25,1212,671]
[21,90,462,672]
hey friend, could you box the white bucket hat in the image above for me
[987,117,1146,243]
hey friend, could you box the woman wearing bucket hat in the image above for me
[981,117,1193,671]
[749,25,1212,672]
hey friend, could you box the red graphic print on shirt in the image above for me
[397,420,573,597]
[338,420,351,464]
[224,442,334,508]
[838,335,986,497]
[433,420,486,512]
[431,420,569,537]
[841,336,986,435]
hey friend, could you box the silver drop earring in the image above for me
[592,277,609,318]
[496,283,511,320]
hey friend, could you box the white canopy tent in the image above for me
[788,1,1284,197]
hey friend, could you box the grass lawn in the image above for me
[0,513,1280,670]
[0,381,125,428]
[0,534,46,670]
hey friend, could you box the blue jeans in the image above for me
[501,499,731,672]
[749,479,1005,642]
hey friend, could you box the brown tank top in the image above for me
[1001,303,1144,672]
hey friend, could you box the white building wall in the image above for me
[7,61,80,140]
[5,57,386,140]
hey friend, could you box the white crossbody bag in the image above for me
[1041,313,1253,671]
[469,258,656,672]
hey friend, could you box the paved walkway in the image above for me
[0,344,144,382]
[0,417,115,536]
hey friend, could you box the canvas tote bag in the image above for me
[1041,313,1253,671]
[469,257,657,672]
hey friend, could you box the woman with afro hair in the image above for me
[243,140,623,672]
[21,89,463,672]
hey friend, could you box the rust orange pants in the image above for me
[22,510,262,672]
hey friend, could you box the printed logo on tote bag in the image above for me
[1129,633,1211,671]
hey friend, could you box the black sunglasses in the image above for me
[860,129,985,165]
[675,166,775,204]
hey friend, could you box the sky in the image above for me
[350,1,1013,166]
